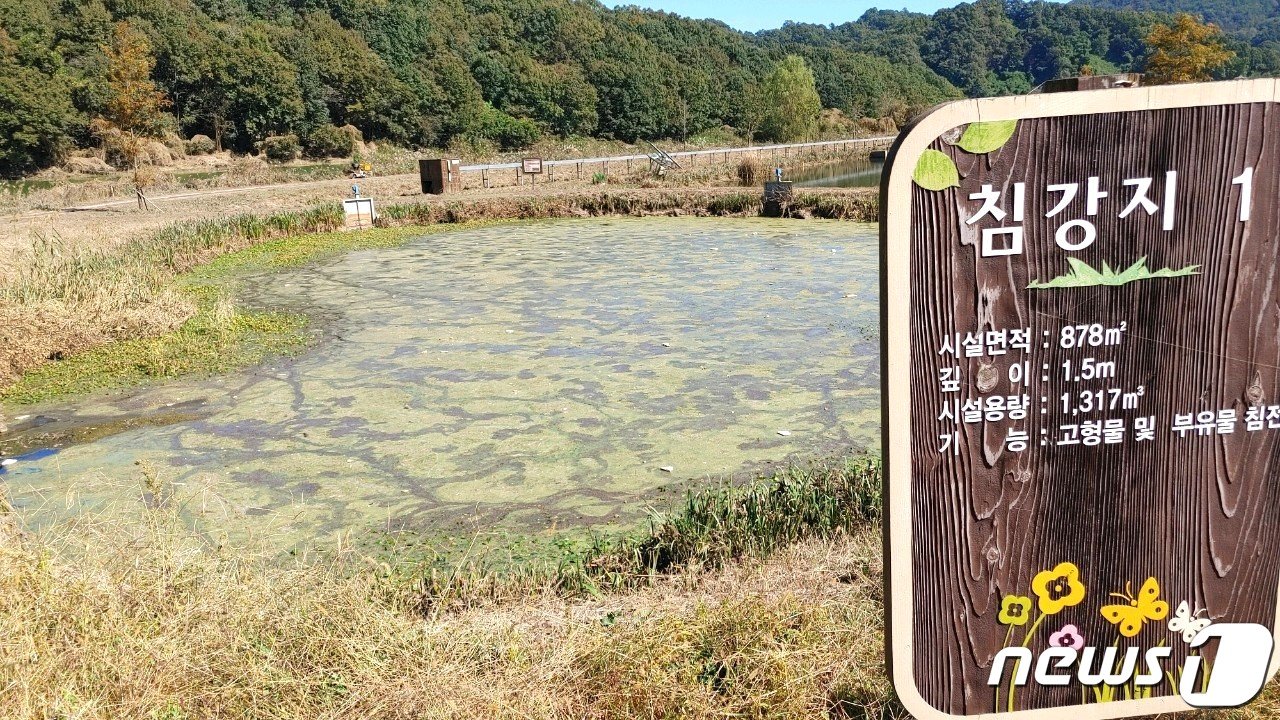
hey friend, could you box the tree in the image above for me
[921,0,1025,96]
[1145,13,1235,84]
[740,81,769,145]
[0,30,76,176]
[101,21,169,139]
[758,55,822,142]
[94,21,171,170]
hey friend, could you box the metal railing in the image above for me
[459,136,895,173]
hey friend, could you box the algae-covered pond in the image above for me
[2,218,880,542]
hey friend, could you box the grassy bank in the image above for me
[3,451,1268,719]
[0,454,899,720]
[1,187,877,406]
[387,455,884,609]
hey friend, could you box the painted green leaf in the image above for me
[913,149,960,191]
[957,120,1018,154]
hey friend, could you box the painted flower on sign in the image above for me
[998,595,1033,626]
[1032,562,1087,615]
[1049,624,1085,651]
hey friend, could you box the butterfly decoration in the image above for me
[1168,600,1213,643]
[1101,577,1169,638]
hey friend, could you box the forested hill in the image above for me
[1074,0,1278,35]
[0,0,1275,177]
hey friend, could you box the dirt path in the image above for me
[0,146,882,285]
[1,172,423,266]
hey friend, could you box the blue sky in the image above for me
[601,0,1012,32]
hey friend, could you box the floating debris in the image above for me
[1,459,15,467]
[659,466,674,473]
[777,430,792,436]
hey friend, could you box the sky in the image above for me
[600,0,1038,32]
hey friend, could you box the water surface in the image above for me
[792,158,884,188]
[2,218,880,541]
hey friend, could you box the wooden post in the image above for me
[603,160,609,176]
[516,168,522,186]
[577,163,582,181]
[482,169,489,188]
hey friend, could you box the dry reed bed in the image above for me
[0,516,892,719]
[0,455,1268,719]
[0,456,897,720]
[0,188,876,397]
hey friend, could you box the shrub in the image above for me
[303,125,356,159]
[467,104,542,151]
[736,157,760,186]
[185,134,215,155]
[591,171,607,184]
[258,134,300,163]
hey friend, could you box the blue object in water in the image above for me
[0,447,60,474]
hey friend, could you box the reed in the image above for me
[0,453,903,720]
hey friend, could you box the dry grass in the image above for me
[2,471,1266,720]
[0,458,1275,719]
[0,457,900,720]
[0,207,343,392]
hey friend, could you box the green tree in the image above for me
[758,55,821,142]
[921,0,1026,96]
[739,81,770,144]
[0,29,76,176]
[1145,13,1235,83]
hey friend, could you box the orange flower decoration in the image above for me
[1032,562,1086,615]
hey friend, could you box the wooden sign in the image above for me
[882,79,1280,719]
[521,157,543,174]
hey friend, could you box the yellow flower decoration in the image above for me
[1032,562,1086,615]
[998,595,1033,626]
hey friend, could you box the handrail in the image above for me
[459,136,895,172]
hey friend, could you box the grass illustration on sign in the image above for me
[1028,257,1199,289]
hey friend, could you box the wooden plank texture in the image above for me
[906,102,1280,714]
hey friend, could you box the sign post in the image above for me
[522,157,543,186]
[882,79,1280,719]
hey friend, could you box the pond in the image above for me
[1,218,881,544]
[791,157,884,188]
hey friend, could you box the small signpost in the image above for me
[342,197,376,230]
[520,157,543,187]
[881,79,1280,719]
